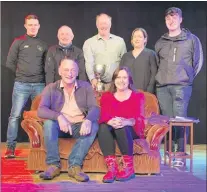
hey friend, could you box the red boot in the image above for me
[116,155,135,181]
[103,155,118,183]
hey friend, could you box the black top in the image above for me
[45,44,87,85]
[6,34,48,83]
[155,28,203,86]
[120,48,158,93]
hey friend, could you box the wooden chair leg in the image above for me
[164,135,167,165]
[168,123,172,167]
[190,123,194,172]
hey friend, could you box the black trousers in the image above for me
[98,123,139,156]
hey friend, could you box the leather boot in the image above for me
[39,165,61,180]
[68,165,89,182]
[102,155,118,183]
[116,155,135,182]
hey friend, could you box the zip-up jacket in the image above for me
[6,34,48,83]
[45,44,87,85]
[155,28,203,86]
[37,80,100,122]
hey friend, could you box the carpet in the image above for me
[1,148,206,192]
[1,159,206,192]
[1,173,206,192]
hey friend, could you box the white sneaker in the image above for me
[173,158,185,167]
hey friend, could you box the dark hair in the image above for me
[165,7,182,17]
[24,14,39,23]
[131,28,148,46]
[109,66,137,93]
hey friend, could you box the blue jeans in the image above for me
[7,82,45,148]
[43,120,99,168]
[156,85,192,152]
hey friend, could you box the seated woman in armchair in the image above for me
[98,66,145,183]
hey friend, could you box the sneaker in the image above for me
[39,165,61,180]
[173,159,185,167]
[68,165,89,182]
[4,147,15,158]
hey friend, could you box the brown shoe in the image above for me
[39,165,61,180]
[68,166,89,182]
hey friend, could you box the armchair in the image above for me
[21,91,169,174]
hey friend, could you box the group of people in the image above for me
[4,6,203,183]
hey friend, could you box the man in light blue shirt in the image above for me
[83,13,127,90]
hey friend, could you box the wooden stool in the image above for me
[164,121,194,172]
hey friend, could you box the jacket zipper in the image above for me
[173,48,177,62]
[65,49,68,58]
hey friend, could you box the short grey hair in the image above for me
[96,13,112,22]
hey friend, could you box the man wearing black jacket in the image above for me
[5,14,48,158]
[45,25,87,85]
[155,7,203,167]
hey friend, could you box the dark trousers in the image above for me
[156,85,192,152]
[98,123,139,156]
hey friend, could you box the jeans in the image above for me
[156,85,192,152]
[43,120,99,168]
[7,82,45,148]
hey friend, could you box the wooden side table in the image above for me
[164,121,194,172]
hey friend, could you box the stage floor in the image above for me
[1,143,206,192]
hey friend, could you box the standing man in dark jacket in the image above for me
[5,14,48,158]
[155,7,203,166]
[45,25,87,85]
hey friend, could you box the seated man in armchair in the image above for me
[37,58,100,182]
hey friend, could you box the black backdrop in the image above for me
[1,2,206,144]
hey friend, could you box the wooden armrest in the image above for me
[146,123,169,151]
[23,110,45,122]
[21,119,44,148]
